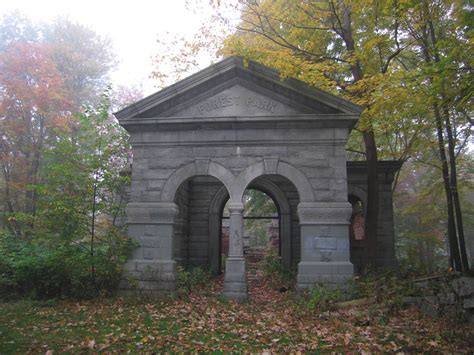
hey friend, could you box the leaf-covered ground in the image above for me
[1,276,472,353]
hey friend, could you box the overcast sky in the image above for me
[0,0,214,95]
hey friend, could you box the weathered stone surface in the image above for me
[114,57,399,301]
[464,297,474,309]
[174,84,302,117]
[453,276,474,297]
[223,257,248,302]
[298,202,352,225]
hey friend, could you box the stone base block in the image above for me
[119,259,177,296]
[223,257,248,302]
[297,261,353,289]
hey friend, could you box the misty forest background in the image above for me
[0,0,473,300]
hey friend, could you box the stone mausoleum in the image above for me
[115,57,400,301]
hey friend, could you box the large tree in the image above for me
[0,43,71,226]
[222,0,473,272]
[399,0,472,272]
[0,13,118,234]
[0,12,116,109]
[220,0,412,267]
[151,0,473,272]
[42,17,116,108]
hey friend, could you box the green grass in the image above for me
[0,291,472,353]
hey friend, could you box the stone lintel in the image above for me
[298,202,352,225]
[126,202,179,225]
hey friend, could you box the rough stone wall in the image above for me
[347,162,400,272]
[173,180,190,265]
[409,275,474,324]
[187,177,223,267]
[120,161,400,280]
[126,124,351,204]
[375,175,397,268]
[171,175,301,270]
[121,160,400,275]
[260,175,300,267]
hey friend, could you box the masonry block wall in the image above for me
[115,57,398,300]
[187,177,223,267]
[121,163,400,277]
[262,176,301,267]
[347,161,401,272]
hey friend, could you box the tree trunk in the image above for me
[424,3,469,272]
[340,2,379,267]
[441,103,470,272]
[432,102,461,270]
[90,181,98,290]
[1,163,21,236]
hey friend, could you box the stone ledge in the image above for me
[126,202,178,224]
[298,202,352,225]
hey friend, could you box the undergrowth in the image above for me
[262,249,295,289]
[176,266,211,297]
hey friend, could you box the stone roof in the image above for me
[115,56,363,122]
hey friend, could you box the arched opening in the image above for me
[210,175,300,276]
[221,189,279,273]
[348,194,366,274]
[173,175,228,268]
[349,194,365,241]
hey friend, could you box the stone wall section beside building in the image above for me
[347,161,401,272]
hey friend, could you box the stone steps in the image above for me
[245,248,267,283]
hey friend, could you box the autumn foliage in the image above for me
[0,15,134,299]
[0,42,72,218]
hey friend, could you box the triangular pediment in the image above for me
[168,83,307,117]
[115,57,362,121]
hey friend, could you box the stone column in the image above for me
[297,202,354,289]
[223,202,248,302]
[119,202,179,297]
[281,212,292,269]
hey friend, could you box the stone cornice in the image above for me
[347,160,403,173]
[121,114,359,133]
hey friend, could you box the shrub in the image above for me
[305,284,343,312]
[262,248,295,288]
[0,230,135,300]
[353,270,418,314]
[176,266,210,295]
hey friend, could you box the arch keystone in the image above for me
[195,159,210,175]
[263,158,279,174]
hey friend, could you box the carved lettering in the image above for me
[245,97,277,113]
[196,95,278,114]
